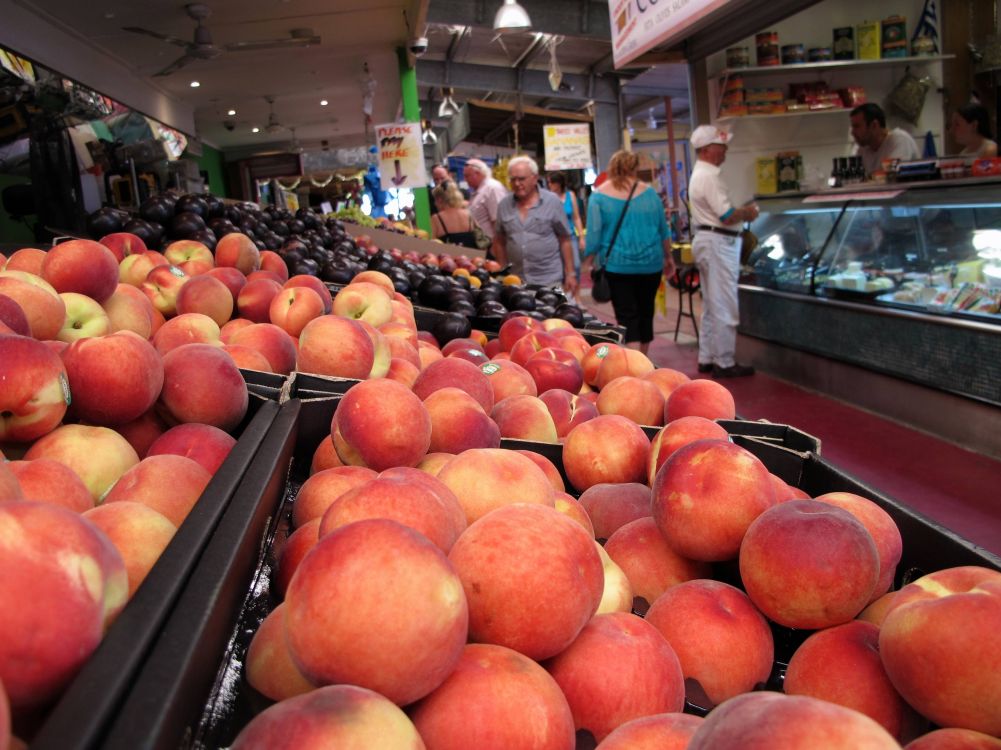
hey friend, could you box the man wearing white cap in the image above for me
[687,124,758,378]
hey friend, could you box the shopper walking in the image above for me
[582,150,674,356]
[492,156,577,296]
[430,181,479,249]
[688,125,757,377]
[463,158,508,243]
[547,171,585,283]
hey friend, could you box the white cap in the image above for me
[690,125,733,150]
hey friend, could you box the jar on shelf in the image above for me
[756,31,780,66]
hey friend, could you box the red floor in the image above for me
[580,284,1001,558]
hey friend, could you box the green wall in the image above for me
[0,174,36,245]
[195,145,227,198]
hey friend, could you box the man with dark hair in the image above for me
[849,103,919,177]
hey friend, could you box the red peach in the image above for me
[563,415,651,492]
[904,728,1001,749]
[42,239,119,303]
[292,465,376,528]
[297,315,374,379]
[24,424,139,501]
[244,602,315,702]
[480,358,538,403]
[227,322,297,375]
[102,454,212,527]
[413,357,494,413]
[424,387,501,454]
[214,232,261,275]
[0,273,66,340]
[269,285,325,338]
[274,519,321,599]
[539,387,599,438]
[648,416,729,485]
[665,380,736,422]
[146,422,236,474]
[82,501,177,598]
[284,275,332,313]
[642,367,691,400]
[205,266,247,303]
[0,333,70,443]
[259,250,289,282]
[157,343,249,431]
[7,459,92,513]
[597,713,704,750]
[597,375,665,426]
[175,274,234,327]
[514,449,566,493]
[578,482,652,541]
[491,394,559,442]
[4,247,47,274]
[437,448,554,525]
[237,278,282,323]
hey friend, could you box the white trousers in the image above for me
[692,230,740,369]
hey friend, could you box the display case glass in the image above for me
[742,181,1001,321]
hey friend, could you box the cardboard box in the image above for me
[856,20,881,60]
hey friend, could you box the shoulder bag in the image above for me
[590,182,638,303]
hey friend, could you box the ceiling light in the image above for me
[320,99,328,106]
[252,127,260,133]
[422,120,438,145]
[493,0,531,32]
[189,81,201,88]
[647,108,658,130]
[227,109,236,116]
[438,89,460,119]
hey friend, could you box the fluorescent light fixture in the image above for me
[252,127,260,133]
[189,80,201,88]
[320,99,328,106]
[227,109,236,116]
[493,0,531,31]
[647,108,657,130]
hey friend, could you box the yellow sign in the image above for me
[543,123,593,171]
[375,122,427,190]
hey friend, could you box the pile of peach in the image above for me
[228,372,1001,749]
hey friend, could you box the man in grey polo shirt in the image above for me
[491,155,577,296]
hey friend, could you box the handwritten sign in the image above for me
[543,123,593,171]
[375,122,427,190]
[609,0,733,69]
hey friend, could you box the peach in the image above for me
[815,491,903,602]
[332,281,393,327]
[102,454,212,527]
[157,343,249,431]
[163,240,214,275]
[382,330,420,365]
[231,684,423,749]
[119,251,168,288]
[423,387,501,454]
[56,291,111,342]
[413,357,494,413]
[597,375,665,426]
[64,331,164,425]
[259,250,289,282]
[0,501,125,710]
[447,346,490,366]
[410,643,574,750]
[355,319,390,378]
[385,357,420,388]
[245,603,316,702]
[41,239,119,303]
[269,285,325,338]
[297,315,374,379]
[115,408,169,459]
[0,333,70,443]
[509,331,560,367]
[515,449,566,493]
[490,394,559,442]
[554,492,593,536]
[102,283,155,338]
[141,264,189,316]
[146,422,236,474]
[648,416,729,485]
[687,691,901,749]
[605,517,711,609]
[652,439,776,561]
[448,504,603,660]
[858,591,900,627]
[498,314,544,352]
[551,328,591,361]
[175,274,234,327]
[480,358,538,404]
[24,424,139,501]
[539,387,599,438]
[7,459,92,513]
[99,232,146,261]
[351,269,395,294]
[665,380,736,422]
[785,620,913,739]
[563,415,651,492]
[205,265,247,303]
[222,317,255,344]
[332,378,431,471]
[274,519,321,599]
[441,337,485,357]
[545,612,686,743]
[524,346,585,394]
[879,566,1001,736]
[595,542,633,614]
[646,579,774,708]
[579,482,652,541]
[642,367,691,400]
[437,448,554,525]
[416,452,455,476]
[214,232,260,275]
[594,346,654,390]
[739,500,880,629]
[284,519,468,705]
[597,713,704,750]
[284,274,332,313]
[319,471,466,553]
[0,273,66,340]
[4,247,46,274]
[418,339,444,368]
[309,435,342,474]
[224,344,272,372]
[237,278,282,323]
[581,342,622,386]
[82,501,177,597]
[228,322,297,375]
[246,269,284,285]
[904,729,1001,749]
[0,293,30,336]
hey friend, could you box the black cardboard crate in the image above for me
[240,368,287,401]
[28,394,281,750]
[283,371,361,402]
[91,398,1001,748]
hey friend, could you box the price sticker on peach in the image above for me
[596,345,611,359]
[481,363,501,375]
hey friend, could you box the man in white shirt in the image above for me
[688,125,759,378]
[463,159,508,246]
[850,103,920,176]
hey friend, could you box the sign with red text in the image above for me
[543,123,593,171]
[375,122,426,190]
[609,0,733,69]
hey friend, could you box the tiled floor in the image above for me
[579,280,1001,557]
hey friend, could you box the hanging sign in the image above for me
[543,123,593,171]
[609,0,734,69]
[375,122,427,190]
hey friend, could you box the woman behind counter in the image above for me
[951,102,998,158]
[582,151,675,355]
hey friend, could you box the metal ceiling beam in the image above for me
[417,59,618,104]
[428,0,610,40]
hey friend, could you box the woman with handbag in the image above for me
[582,151,674,355]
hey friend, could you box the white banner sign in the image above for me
[609,0,733,69]
[543,123,593,171]
[375,122,427,190]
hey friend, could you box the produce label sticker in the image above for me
[481,362,501,375]
[59,373,72,405]
[375,122,427,191]
[596,344,611,359]
[169,265,186,277]
[544,124,593,171]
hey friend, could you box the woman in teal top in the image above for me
[583,150,675,354]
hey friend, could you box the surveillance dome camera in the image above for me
[223,121,235,132]
[409,36,429,56]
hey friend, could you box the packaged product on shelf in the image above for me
[856,20,881,60]
[838,86,867,107]
[808,47,833,62]
[726,46,750,68]
[833,26,855,59]
[781,44,806,64]
[970,158,1001,176]
[756,31,780,66]
[776,152,802,192]
[756,157,778,195]
[881,16,908,58]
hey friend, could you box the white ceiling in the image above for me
[17,0,420,151]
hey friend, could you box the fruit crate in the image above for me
[26,393,282,750]
[282,371,360,401]
[239,368,287,401]
[79,395,1001,749]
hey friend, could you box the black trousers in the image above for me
[606,270,662,343]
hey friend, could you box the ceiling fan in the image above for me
[123,3,321,78]
[261,96,337,138]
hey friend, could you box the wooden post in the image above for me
[665,96,680,215]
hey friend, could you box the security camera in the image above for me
[223,121,235,132]
[409,36,429,56]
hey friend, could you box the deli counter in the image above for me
[737,179,1001,418]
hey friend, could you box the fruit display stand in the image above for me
[27,393,282,750]
[341,220,485,258]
